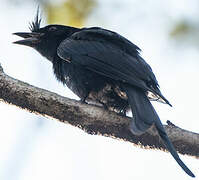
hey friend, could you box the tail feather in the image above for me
[124,85,195,178]
[155,120,195,178]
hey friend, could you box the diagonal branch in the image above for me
[0,63,198,157]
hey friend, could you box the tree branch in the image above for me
[0,63,198,157]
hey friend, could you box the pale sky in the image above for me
[0,0,198,180]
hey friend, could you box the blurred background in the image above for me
[0,0,198,179]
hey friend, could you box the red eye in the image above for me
[49,26,57,31]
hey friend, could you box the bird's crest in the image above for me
[29,7,42,32]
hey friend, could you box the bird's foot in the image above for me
[80,97,88,104]
[98,100,108,110]
[118,110,126,117]
[166,120,177,127]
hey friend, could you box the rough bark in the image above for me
[0,63,198,157]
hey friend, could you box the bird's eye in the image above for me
[48,26,57,31]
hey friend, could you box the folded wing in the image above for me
[57,27,171,106]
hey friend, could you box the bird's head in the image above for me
[13,10,79,61]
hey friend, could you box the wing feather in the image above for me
[57,28,171,105]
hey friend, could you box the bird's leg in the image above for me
[80,95,88,104]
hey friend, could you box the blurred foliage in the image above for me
[170,21,192,37]
[169,20,199,46]
[45,0,96,27]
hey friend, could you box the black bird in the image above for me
[13,12,195,177]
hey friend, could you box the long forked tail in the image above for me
[124,85,195,178]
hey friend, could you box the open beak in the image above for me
[13,32,41,47]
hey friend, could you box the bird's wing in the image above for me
[57,27,170,105]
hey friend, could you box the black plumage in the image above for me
[13,13,195,178]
